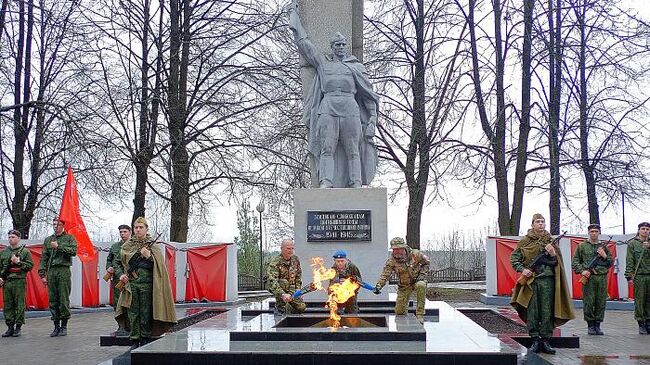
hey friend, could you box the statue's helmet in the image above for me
[329,32,347,46]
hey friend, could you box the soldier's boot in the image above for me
[540,339,556,355]
[638,321,648,335]
[12,324,22,337]
[587,321,597,335]
[50,321,60,337]
[594,322,604,335]
[646,320,650,334]
[528,337,541,353]
[59,319,68,336]
[2,324,14,337]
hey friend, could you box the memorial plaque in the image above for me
[307,210,371,242]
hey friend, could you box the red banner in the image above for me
[82,246,99,307]
[59,166,95,262]
[570,238,619,300]
[496,238,519,295]
[165,244,177,299]
[185,245,227,302]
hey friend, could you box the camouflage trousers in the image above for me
[47,266,72,321]
[128,281,153,340]
[395,280,426,316]
[633,274,650,321]
[527,276,555,338]
[274,295,306,314]
[3,278,26,325]
[583,274,608,322]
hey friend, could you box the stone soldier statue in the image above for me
[106,224,131,336]
[328,250,362,314]
[267,238,306,314]
[0,229,34,337]
[288,2,379,188]
[114,217,177,349]
[510,213,575,354]
[38,218,78,337]
[624,221,650,335]
[374,237,429,321]
[571,223,612,335]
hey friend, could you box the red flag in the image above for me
[59,166,95,262]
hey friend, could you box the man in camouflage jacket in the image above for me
[267,239,306,314]
[375,237,429,320]
[106,224,131,335]
[329,250,362,314]
[625,221,650,334]
[0,229,33,337]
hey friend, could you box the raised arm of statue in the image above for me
[287,1,323,68]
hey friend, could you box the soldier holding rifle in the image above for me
[625,221,650,335]
[571,224,612,335]
[114,217,176,349]
[105,224,131,336]
[510,213,575,354]
[38,218,77,337]
[0,229,33,337]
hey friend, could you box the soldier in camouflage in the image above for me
[266,239,306,314]
[374,237,429,321]
[38,218,78,337]
[106,224,131,336]
[329,250,362,314]
[571,223,612,335]
[0,230,34,337]
[625,221,650,335]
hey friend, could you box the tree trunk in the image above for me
[168,0,191,242]
[404,0,427,249]
[11,0,27,234]
[576,0,599,225]
[548,0,562,234]
[511,0,534,235]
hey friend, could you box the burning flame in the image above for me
[310,257,360,328]
[327,278,360,327]
[311,257,336,290]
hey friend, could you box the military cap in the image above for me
[134,216,149,228]
[329,32,347,45]
[7,229,21,238]
[333,250,347,259]
[531,213,545,223]
[638,222,650,229]
[390,237,408,249]
[118,224,131,231]
[587,223,600,231]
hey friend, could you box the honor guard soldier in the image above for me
[0,229,33,337]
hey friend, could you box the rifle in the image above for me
[517,231,567,286]
[0,245,26,287]
[115,233,161,291]
[579,236,613,285]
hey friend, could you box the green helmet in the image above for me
[390,237,407,249]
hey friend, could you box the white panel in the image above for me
[486,237,497,295]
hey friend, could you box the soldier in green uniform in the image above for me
[510,213,575,354]
[571,223,612,335]
[328,250,362,314]
[267,238,306,314]
[0,229,33,337]
[624,221,650,335]
[38,218,77,337]
[374,237,430,321]
[106,224,131,335]
[115,217,176,348]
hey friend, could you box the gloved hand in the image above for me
[373,286,381,295]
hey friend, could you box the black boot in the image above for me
[2,324,14,337]
[59,319,68,336]
[50,320,60,337]
[528,337,541,353]
[12,324,21,337]
[594,322,604,335]
[540,338,556,354]
[587,321,597,335]
[639,321,648,335]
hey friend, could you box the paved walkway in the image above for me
[0,311,127,365]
